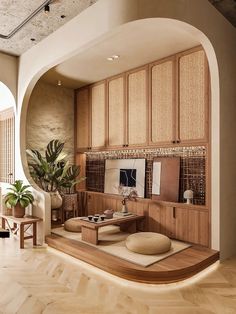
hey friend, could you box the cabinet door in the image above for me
[150,59,175,145]
[127,66,148,146]
[76,87,90,150]
[91,82,106,149]
[107,75,126,148]
[178,49,208,143]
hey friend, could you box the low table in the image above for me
[0,214,42,249]
[77,214,145,245]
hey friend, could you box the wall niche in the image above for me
[85,146,206,205]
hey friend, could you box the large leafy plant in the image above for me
[5,180,34,208]
[26,140,85,193]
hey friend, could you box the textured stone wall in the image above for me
[26,81,74,163]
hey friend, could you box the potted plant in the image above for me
[26,140,85,219]
[4,180,34,218]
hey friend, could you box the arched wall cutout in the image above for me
[18,16,220,253]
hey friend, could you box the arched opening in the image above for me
[19,18,220,257]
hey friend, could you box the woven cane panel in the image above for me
[151,61,173,143]
[85,146,206,205]
[179,50,206,140]
[128,69,147,145]
[108,77,125,146]
[91,83,106,147]
[0,108,15,183]
[77,88,89,149]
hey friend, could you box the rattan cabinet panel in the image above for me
[127,67,148,146]
[178,50,208,143]
[150,59,175,144]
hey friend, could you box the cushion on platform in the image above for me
[64,218,82,233]
[125,232,171,255]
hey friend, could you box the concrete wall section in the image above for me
[0,52,17,100]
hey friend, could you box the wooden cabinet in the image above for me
[76,46,209,151]
[150,58,175,145]
[107,74,126,148]
[149,203,209,247]
[127,66,148,147]
[91,82,106,149]
[178,48,208,143]
[150,48,208,146]
[76,87,90,151]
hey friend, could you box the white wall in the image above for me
[15,0,236,259]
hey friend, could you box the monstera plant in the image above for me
[26,140,85,214]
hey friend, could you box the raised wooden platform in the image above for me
[46,234,219,284]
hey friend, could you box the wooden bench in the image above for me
[0,214,42,248]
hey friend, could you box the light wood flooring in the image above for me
[0,236,236,314]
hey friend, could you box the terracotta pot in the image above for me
[13,203,25,218]
[50,191,63,209]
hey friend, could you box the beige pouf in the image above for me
[64,218,82,233]
[125,232,171,255]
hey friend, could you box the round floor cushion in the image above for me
[125,232,171,255]
[64,218,82,233]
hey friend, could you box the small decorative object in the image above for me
[183,189,193,204]
[88,215,93,221]
[4,180,34,218]
[118,187,138,215]
[100,215,105,221]
[93,217,99,222]
[103,209,114,219]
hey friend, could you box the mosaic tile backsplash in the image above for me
[86,146,207,205]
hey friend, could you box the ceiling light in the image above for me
[44,4,50,13]
[57,80,62,86]
[107,55,120,61]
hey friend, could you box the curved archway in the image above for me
[17,7,221,253]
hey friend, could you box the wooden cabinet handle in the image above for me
[176,140,180,144]
[173,207,176,219]
[172,140,176,144]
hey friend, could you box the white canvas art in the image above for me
[104,159,146,197]
[152,161,162,195]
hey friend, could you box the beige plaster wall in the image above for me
[0,52,17,100]
[16,0,236,259]
[26,81,75,163]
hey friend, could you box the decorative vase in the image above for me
[50,191,63,209]
[13,203,25,218]
[62,193,78,220]
[50,191,63,222]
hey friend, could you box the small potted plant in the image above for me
[4,180,34,218]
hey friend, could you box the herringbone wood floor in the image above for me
[0,237,236,314]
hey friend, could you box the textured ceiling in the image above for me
[209,0,236,27]
[0,0,97,56]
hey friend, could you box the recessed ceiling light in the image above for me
[57,80,62,86]
[107,55,120,61]
[44,4,50,14]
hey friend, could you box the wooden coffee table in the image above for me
[78,214,145,245]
